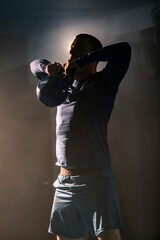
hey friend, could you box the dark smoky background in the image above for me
[0,1,159,240]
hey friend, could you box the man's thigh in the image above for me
[97,229,122,240]
[57,229,122,240]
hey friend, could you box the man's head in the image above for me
[67,33,102,80]
[69,33,102,60]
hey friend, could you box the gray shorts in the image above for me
[48,168,123,238]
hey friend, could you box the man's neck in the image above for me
[74,69,96,82]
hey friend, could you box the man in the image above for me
[30,33,131,240]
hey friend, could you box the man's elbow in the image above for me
[123,42,132,62]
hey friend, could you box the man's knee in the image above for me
[57,235,84,240]
[97,229,122,240]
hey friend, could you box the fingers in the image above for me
[46,62,64,77]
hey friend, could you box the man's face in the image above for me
[69,37,92,60]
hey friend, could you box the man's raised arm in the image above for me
[70,42,131,87]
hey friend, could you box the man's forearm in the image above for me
[76,42,131,68]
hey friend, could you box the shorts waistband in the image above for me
[60,167,104,176]
[58,168,115,185]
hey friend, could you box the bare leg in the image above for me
[97,229,122,240]
[57,235,84,240]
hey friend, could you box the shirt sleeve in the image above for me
[30,59,51,79]
[76,42,131,88]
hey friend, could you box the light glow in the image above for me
[68,40,72,52]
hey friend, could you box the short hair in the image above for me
[76,33,102,51]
